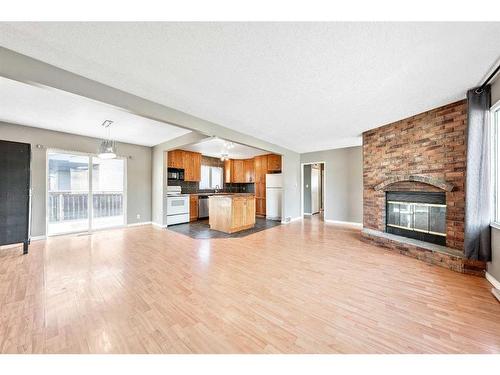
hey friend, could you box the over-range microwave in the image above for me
[167,168,185,181]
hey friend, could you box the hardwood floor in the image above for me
[1,218,499,353]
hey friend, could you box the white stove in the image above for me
[166,186,190,225]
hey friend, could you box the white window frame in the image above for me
[491,100,500,226]
[200,165,223,190]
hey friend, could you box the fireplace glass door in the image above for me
[386,201,446,237]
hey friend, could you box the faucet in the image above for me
[215,184,220,193]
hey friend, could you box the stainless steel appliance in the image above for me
[198,196,209,219]
[166,186,189,225]
[167,168,184,181]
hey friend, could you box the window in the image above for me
[200,165,223,190]
[493,104,500,223]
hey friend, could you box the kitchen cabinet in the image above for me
[166,150,184,168]
[224,159,233,183]
[244,159,255,182]
[254,155,268,216]
[184,152,201,182]
[192,153,201,181]
[167,150,201,182]
[232,159,245,183]
[254,155,267,183]
[267,154,282,172]
[226,158,254,183]
[189,195,198,221]
[209,194,256,233]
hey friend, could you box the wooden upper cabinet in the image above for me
[167,150,201,182]
[267,154,282,172]
[182,151,193,181]
[224,159,233,183]
[243,159,255,183]
[191,152,201,182]
[167,150,184,168]
[232,159,245,183]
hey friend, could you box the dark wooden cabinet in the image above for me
[0,140,31,254]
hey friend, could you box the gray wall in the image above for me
[303,164,312,214]
[0,121,152,237]
[489,76,500,282]
[300,146,363,223]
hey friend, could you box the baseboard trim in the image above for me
[486,271,500,290]
[282,216,302,224]
[152,222,167,229]
[127,221,152,227]
[492,288,500,302]
[31,235,46,241]
[324,219,363,228]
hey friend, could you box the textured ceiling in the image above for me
[0,22,499,152]
[0,77,190,146]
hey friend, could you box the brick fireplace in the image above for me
[361,100,485,275]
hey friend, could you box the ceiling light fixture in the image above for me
[98,120,117,159]
[220,152,229,161]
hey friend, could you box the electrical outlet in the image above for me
[136,214,141,220]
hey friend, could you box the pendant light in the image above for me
[98,120,117,159]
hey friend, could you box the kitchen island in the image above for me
[208,194,256,233]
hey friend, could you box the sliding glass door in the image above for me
[47,151,126,235]
[47,152,90,235]
[91,157,125,230]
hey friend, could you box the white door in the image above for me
[311,167,320,214]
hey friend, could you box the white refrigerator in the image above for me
[266,173,282,221]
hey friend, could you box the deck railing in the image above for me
[48,192,123,222]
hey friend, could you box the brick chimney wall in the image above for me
[362,100,467,251]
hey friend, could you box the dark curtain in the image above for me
[464,85,491,261]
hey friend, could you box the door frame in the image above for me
[300,161,326,218]
[45,148,128,237]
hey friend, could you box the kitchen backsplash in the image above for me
[168,180,255,194]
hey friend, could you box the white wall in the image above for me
[300,146,363,223]
[0,121,152,237]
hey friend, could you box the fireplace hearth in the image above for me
[385,191,446,246]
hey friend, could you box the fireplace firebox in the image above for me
[385,191,446,246]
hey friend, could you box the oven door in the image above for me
[167,196,189,215]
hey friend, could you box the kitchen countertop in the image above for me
[208,194,255,199]
[188,192,253,196]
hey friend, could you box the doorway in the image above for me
[47,150,126,235]
[301,162,325,220]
